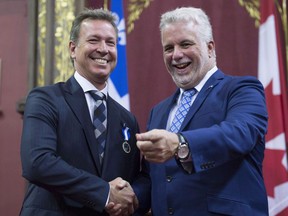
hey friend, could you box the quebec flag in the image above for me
[109,0,130,110]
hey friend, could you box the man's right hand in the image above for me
[105,177,139,216]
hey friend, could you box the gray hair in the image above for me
[70,8,118,44]
[159,7,213,43]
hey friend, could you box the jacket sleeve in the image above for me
[182,76,268,173]
[20,87,109,212]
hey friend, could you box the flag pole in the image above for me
[282,0,288,86]
[276,0,288,85]
[103,0,108,10]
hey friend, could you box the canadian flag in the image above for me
[258,0,288,215]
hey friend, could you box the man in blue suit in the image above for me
[135,7,269,215]
[20,9,139,216]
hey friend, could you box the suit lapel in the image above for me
[156,91,180,130]
[63,76,102,174]
[180,70,224,131]
[101,96,123,174]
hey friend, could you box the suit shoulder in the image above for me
[28,82,65,96]
[25,82,66,113]
[224,74,261,83]
[222,74,264,89]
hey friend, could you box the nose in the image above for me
[172,46,183,60]
[96,41,108,54]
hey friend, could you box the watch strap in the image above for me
[177,133,186,144]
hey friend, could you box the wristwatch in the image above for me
[175,133,190,161]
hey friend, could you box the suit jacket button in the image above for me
[211,161,215,167]
[166,176,173,182]
[168,207,174,215]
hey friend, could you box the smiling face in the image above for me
[161,20,215,89]
[69,19,117,90]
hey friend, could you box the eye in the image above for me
[164,45,174,53]
[88,38,99,44]
[181,42,192,49]
[106,40,116,47]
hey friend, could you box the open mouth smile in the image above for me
[91,58,108,65]
[174,62,191,69]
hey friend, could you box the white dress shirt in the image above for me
[74,71,108,123]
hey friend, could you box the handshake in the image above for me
[105,129,178,215]
[105,177,138,216]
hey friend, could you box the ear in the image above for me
[207,41,215,57]
[69,41,76,59]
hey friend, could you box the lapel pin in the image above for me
[122,123,131,153]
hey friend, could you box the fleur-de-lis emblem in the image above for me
[113,12,126,46]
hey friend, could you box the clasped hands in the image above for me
[105,177,138,216]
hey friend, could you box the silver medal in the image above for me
[122,141,131,153]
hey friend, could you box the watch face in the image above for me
[178,144,189,159]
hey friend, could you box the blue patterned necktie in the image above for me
[89,91,107,164]
[169,88,197,133]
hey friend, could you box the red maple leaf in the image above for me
[263,83,288,197]
[263,149,287,196]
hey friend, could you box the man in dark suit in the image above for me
[135,7,269,215]
[20,8,139,216]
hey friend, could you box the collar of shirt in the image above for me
[74,71,108,97]
[178,65,218,104]
[74,71,108,122]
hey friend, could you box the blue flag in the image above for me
[109,0,130,110]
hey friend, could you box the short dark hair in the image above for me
[70,8,118,44]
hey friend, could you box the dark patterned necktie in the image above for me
[89,91,107,164]
[169,88,197,133]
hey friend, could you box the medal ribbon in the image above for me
[122,124,130,141]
